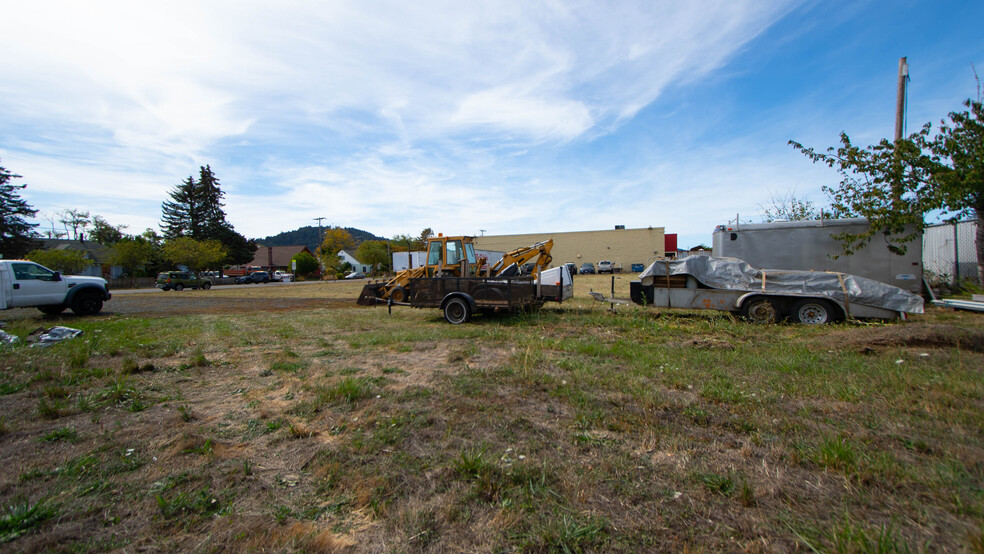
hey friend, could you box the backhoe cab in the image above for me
[357,235,482,305]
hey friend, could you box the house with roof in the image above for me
[248,245,314,272]
[34,238,121,278]
[339,250,372,273]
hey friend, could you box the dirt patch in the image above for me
[825,323,984,352]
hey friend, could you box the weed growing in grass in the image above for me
[519,513,609,553]
[68,347,89,369]
[827,517,914,552]
[42,384,69,399]
[0,381,27,395]
[177,405,193,421]
[183,438,214,457]
[288,421,314,438]
[154,489,222,519]
[812,435,859,472]
[317,377,375,406]
[121,357,139,374]
[454,446,494,480]
[39,427,79,443]
[270,360,306,372]
[0,497,56,544]
[35,396,63,420]
[189,349,209,368]
[695,471,736,496]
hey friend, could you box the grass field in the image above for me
[0,275,982,552]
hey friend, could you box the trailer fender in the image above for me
[441,293,476,324]
[441,292,477,313]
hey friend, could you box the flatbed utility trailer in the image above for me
[628,256,923,324]
[403,266,571,323]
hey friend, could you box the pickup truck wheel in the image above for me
[70,292,104,316]
[202,282,212,290]
[444,297,471,324]
[791,299,836,325]
[741,297,778,324]
[174,284,184,291]
[38,305,65,315]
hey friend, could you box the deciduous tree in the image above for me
[163,237,226,273]
[317,227,355,273]
[291,251,319,277]
[933,99,984,282]
[110,237,155,285]
[59,209,91,240]
[357,240,390,274]
[90,215,127,245]
[790,127,938,256]
[792,96,984,278]
[26,248,90,274]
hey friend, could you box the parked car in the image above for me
[345,271,366,279]
[564,262,578,276]
[597,261,614,274]
[156,271,212,291]
[273,270,294,282]
[580,263,596,274]
[235,271,271,284]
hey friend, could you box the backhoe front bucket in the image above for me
[357,282,385,305]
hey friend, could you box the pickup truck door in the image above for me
[9,262,69,307]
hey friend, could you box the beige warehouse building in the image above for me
[473,227,665,271]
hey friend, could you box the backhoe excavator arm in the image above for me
[487,240,553,277]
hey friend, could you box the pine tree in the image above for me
[0,161,40,258]
[161,175,201,239]
[160,166,255,264]
[197,165,227,238]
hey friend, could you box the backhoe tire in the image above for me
[791,299,837,325]
[443,297,471,324]
[70,291,104,316]
[390,286,406,303]
[740,297,778,324]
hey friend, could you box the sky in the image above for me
[2,0,983,249]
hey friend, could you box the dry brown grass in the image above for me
[0,278,981,552]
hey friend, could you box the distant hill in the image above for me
[255,226,388,253]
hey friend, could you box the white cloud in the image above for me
[10,0,944,247]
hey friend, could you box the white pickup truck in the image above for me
[273,270,295,282]
[0,260,111,316]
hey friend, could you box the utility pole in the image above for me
[891,57,910,209]
[895,56,909,142]
[313,217,326,247]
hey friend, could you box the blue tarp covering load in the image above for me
[639,256,924,314]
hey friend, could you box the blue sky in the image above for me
[1,1,982,249]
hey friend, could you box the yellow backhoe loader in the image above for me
[356,235,554,305]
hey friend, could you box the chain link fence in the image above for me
[922,220,978,287]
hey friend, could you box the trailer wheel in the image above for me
[443,297,471,324]
[791,299,837,325]
[741,297,778,324]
